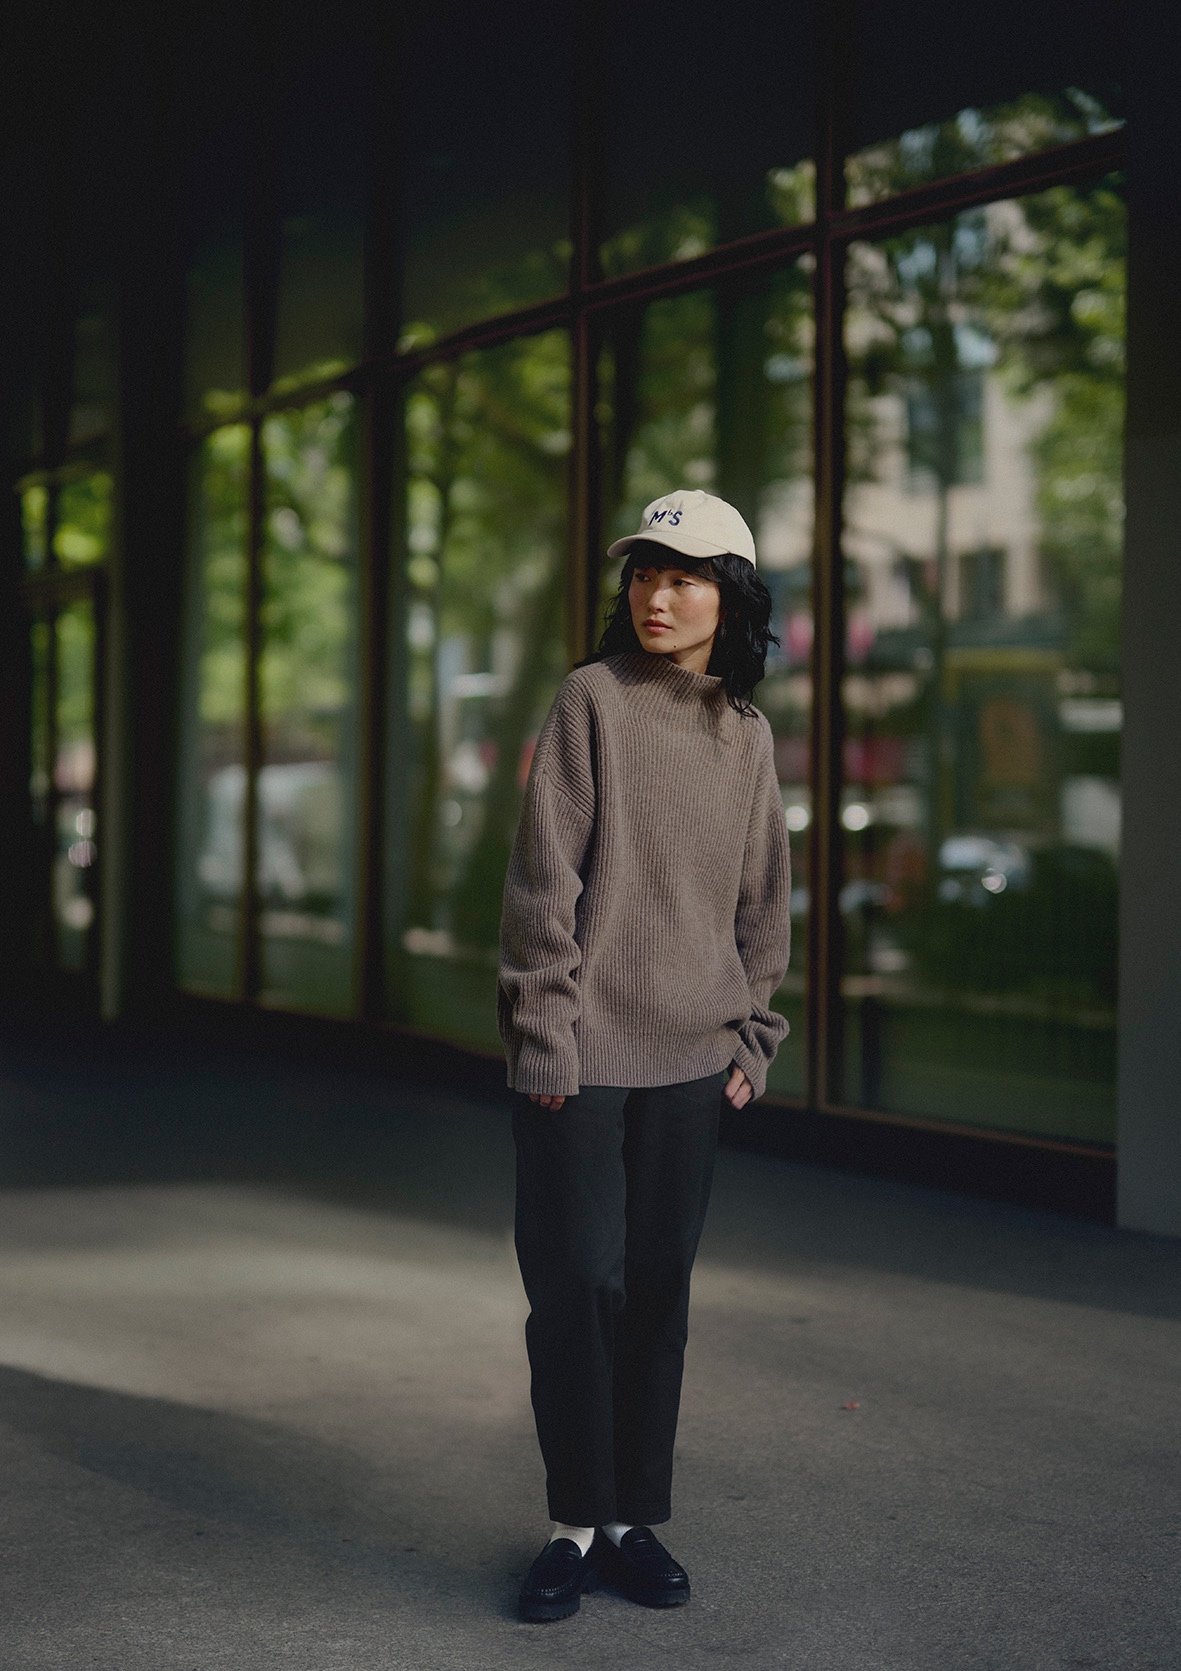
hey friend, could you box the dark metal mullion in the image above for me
[356,384,392,1023]
[806,0,853,1112]
[42,492,61,970]
[86,569,107,987]
[565,0,607,666]
[567,313,603,665]
[237,0,280,1004]
[354,5,403,1023]
[238,421,265,1002]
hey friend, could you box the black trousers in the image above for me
[512,1071,725,1528]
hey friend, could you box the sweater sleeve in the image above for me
[496,681,596,1096]
[728,722,792,1098]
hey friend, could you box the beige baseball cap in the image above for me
[607,489,757,568]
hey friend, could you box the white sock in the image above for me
[602,1521,635,1547]
[550,1522,595,1556]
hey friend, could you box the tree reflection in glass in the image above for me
[258,393,359,1012]
[391,332,570,1048]
[52,600,98,971]
[841,177,1124,1141]
[847,90,1122,208]
[175,425,250,996]
[53,471,112,569]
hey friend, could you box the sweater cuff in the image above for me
[509,1038,581,1099]
[729,1010,790,1100]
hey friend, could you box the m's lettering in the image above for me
[649,509,666,523]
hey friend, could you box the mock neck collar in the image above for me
[611,650,726,704]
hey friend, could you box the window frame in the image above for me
[169,2,1125,1155]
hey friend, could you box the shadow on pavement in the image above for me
[3,1018,1180,1323]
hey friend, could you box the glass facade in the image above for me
[25,592,101,980]
[391,333,571,1046]
[8,2,1128,1158]
[175,426,251,997]
[17,469,110,984]
[840,180,1124,1140]
[600,0,814,276]
[271,5,366,392]
[399,1,573,345]
[848,0,1124,204]
[258,396,359,1010]
[51,599,99,972]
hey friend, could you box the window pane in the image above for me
[20,483,48,571]
[53,599,97,971]
[847,1,1124,206]
[176,425,250,995]
[29,617,52,964]
[841,179,1124,1143]
[271,0,366,391]
[601,0,813,278]
[399,1,572,345]
[53,471,112,569]
[67,67,118,448]
[71,291,116,448]
[181,1,249,416]
[597,277,814,1096]
[258,394,359,1012]
[390,331,571,1048]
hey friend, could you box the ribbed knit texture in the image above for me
[497,652,792,1098]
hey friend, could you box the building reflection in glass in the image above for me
[840,178,1124,1141]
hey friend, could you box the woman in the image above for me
[498,488,791,1622]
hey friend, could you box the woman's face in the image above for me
[628,557,722,672]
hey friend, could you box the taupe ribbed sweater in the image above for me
[497,651,791,1098]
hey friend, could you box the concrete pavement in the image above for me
[0,1031,1178,1669]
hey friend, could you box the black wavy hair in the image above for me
[585,540,779,714]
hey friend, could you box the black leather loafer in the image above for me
[518,1537,600,1622]
[598,1526,691,1607]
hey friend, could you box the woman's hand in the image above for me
[723,1067,754,1109]
[529,1093,567,1111]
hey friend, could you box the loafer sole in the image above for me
[519,1564,600,1622]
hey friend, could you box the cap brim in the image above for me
[606,528,751,564]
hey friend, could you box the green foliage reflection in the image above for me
[21,484,48,570]
[261,393,356,753]
[400,331,569,1011]
[53,472,112,569]
[848,90,1121,207]
[841,178,1125,1135]
[192,425,250,730]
